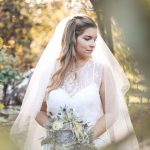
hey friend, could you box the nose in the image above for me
[90,39,96,48]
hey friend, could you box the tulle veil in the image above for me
[10,14,139,150]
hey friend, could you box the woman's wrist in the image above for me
[89,127,97,141]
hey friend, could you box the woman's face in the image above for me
[76,27,97,60]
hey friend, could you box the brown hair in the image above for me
[44,16,97,101]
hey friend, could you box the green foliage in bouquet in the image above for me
[41,106,97,150]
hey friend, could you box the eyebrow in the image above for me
[84,35,97,38]
[84,35,97,39]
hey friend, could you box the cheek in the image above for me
[76,39,88,50]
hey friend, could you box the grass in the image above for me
[0,125,19,150]
[128,103,150,143]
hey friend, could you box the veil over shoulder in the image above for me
[10,14,139,150]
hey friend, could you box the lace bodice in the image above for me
[47,59,106,120]
[60,59,103,97]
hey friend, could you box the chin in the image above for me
[82,56,91,61]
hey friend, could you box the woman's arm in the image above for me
[35,101,49,127]
[90,64,119,140]
[90,80,106,139]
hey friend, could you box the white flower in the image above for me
[52,121,63,130]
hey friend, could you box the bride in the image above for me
[10,15,140,150]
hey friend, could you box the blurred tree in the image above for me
[90,0,114,54]
[112,0,150,98]
[0,0,70,71]
[91,0,150,86]
[0,0,33,70]
[89,0,150,96]
[26,0,69,66]
[111,18,140,79]
[0,46,21,104]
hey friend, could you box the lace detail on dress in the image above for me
[61,72,81,97]
[60,60,93,97]
[60,59,103,97]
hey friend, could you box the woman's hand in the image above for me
[89,115,107,140]
[35,101,49,127]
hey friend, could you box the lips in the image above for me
[86,50,93,52]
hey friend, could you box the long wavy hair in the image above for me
[44,16,97,101]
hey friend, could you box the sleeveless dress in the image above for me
[43,59,111,149]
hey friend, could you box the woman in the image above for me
[10,15,139,150]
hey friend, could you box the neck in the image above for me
[77,56,91,64]
[75,57,91,69]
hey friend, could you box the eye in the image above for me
[84,38,90,41]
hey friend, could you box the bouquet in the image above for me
[41,106,97,150]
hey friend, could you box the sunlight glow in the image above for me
[25,0,55,4]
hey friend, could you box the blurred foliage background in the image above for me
[0,0,150,149]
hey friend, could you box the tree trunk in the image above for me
[90,0,114,54]
[3,84,8,105]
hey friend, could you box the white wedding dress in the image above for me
[43,59,111,149]
[10,57,139,150]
